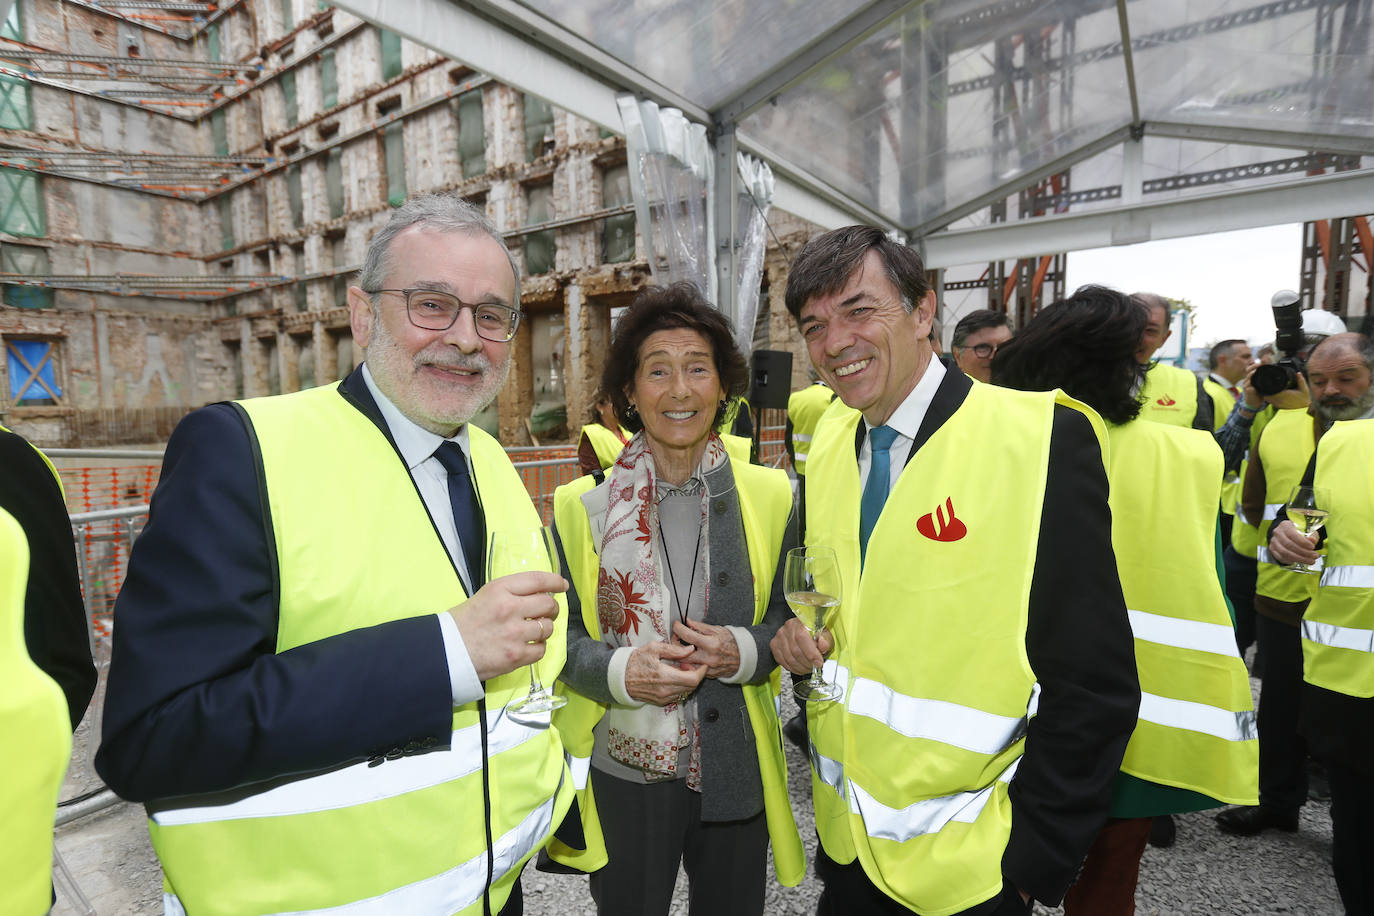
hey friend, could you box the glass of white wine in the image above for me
[1283,485,1331,575]
[487,527,568,723]
[784,545,843,703]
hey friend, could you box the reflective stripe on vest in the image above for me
[151,714,544,827]
[1321,565,1374,589]
[165,793,559,916]
[1302,619,1374,655]
[1138,693,1256,742]
[847,676,1038,756]
[567,752,591,791]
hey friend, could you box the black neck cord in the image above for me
[659,508,703,628]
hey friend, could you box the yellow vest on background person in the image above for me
[721,432,753,465]
[1302,420,1374,699]
[1230,407,1277,560]
[0,508,72,916]
[1201,377,1241,513]
[145,385,574,916]
[1106,420,1257,804]
[1255,409,1320,604]
[1201,378,1236,434]
[787,382,834,476]
[1139,362,1201,428]
[579,422,631,470]
[805,384,1104,915]
[547,461,805,884]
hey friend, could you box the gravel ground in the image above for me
[55,669,1344,915]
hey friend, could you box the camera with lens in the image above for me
[1251,290,1305,397]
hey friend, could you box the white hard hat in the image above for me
[1301,309,1347,336]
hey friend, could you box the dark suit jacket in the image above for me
[1,429,97,731]
[95,370,456,801]
[857,369,1139,906]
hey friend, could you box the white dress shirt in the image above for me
[361,364,483,706]
[858,356,946,491]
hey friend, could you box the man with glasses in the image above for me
[97,193,573,916]
[951,309,1012,383]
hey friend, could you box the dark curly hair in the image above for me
[991,285,1148,425]
[602,282,749,433]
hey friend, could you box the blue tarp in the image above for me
[7,339,61,401]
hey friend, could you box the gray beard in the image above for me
[1315,386,1374,422]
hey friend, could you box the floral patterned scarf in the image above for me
[595,430,728,786]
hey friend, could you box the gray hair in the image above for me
[358,192,521,309]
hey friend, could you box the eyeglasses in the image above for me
[960,342,999,359]
[370,288,522,342]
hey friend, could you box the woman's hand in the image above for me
[624,641,707,707]
[674,619,740,679]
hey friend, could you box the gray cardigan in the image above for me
[554,457,797,822]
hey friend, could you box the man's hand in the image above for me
[673,619,740,679]
[624,641,707,706]
[1268,519,1321,566]
[770,618,833,676]
[448,571,566,682]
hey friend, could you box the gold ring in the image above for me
[532,619,542,643]
[540,618,550,640]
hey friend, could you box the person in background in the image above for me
[548,282,803,915]
[0,425,96,731]
[1204,339,1253,417]
[951,309,1012,383]
[771,226,1138,916]
[1266,337,1374,913]
[95,193,573,916]
[1215,333,1373,841]
[993,286,1257,914]
[1133,293,1215,431]
[578,390,632,477]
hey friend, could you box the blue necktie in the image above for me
[433,441,484,590]
[860,425,899,563]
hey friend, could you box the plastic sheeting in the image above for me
[618,94,714,294]
[733,152,774,349]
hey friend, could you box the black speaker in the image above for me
[749,349,793,410]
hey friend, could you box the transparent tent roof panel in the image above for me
[514,0,875,110]
[738,0,1372,231]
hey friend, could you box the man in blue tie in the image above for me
[97,192,574,916]
[770,226,1139,916]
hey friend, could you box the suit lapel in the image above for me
[904,368,972,468]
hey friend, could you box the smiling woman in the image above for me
[546,282,805,914]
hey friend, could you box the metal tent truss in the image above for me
[333,0,1374,322]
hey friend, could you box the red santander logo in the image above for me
[1156,395,1176,406]
[917,497,967,542]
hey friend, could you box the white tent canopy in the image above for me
[337,0,1374,309]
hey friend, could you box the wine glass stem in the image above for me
[810,628,824,687]
[528,666,541,695]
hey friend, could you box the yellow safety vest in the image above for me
[1201,377,1241,514]
[1106,420,1257,804]
[579,423,631,471]
[547,461,805,884]
[1255,409,1320,604]
[146,384,574,916]
[0,508,73,916]
[787,383,834,476]
[1139,363,1201,428]
[805,384,1104,915]
[721,432,753,466]
[1302,420,1374,699]
[1230,407,1276,559]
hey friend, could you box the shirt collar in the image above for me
[1209,372,1238,390]
[361,363,469,470]
[866,356,946,442]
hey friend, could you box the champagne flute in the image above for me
[784,545,843,702]
[1283,485,1331,575]
[487,527,568,722]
